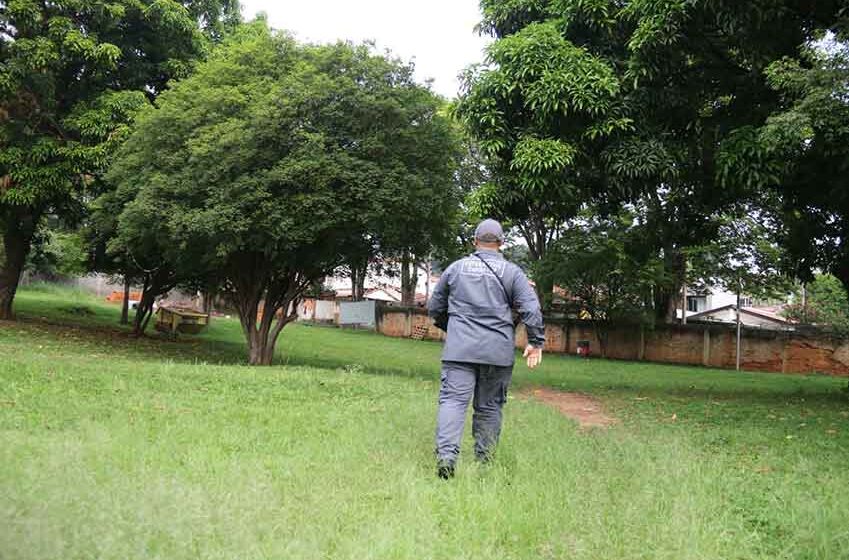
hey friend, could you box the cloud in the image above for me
[240,0,490,98]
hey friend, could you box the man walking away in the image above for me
[428,219,545,479]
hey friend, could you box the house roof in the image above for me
[364,287,402,302]
[688,305,792,324]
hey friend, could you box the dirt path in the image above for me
[521,386,618,429]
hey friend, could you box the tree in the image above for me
[84,187,145,326]
[741,36,849,297]
[686,210,794,307]
[456,16,631,303]
[460,1,847,319]
[541,209,661,357]
[628,2,847,320]
[0,0,241,319]
[108,24,460,364]
[24,229,87,281]
[784,274,849,333]
[321,64,461,307]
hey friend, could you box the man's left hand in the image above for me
[523,345,542,369]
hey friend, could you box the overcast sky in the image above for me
[239,0,491,99]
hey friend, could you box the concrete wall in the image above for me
[373,304,849,376]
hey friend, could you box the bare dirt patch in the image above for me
[521,386,618,429]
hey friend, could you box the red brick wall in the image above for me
[374,305,445,341]
[374,304,849,376]
[378,309,410,338]
[643,326,704,365]
[600,327,642,361]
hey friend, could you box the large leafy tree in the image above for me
[460,0,846,319]
[0,0,240,320]
[108,23,460,364]
[315,54,461,306]
[742,36,849,297]
[456,15,630,302]
[617,1,843,321]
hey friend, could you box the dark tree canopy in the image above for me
[107,22,460,364]
[460,0,848,317]
[0,0,241,319]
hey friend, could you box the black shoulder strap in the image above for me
[473,254,513,308]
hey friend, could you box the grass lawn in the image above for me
[2,284,848,559]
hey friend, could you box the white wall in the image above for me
[708,290,739,309]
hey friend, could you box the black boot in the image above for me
[437,461,455,480]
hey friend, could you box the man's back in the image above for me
[429,249,545,367]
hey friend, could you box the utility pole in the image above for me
[425,260,431,304]
[736,277,743,371]
[801,282,808,323]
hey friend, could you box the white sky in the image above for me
[239,0,491,99]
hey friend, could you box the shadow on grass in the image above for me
[6,312,441,381]
[7,293,849,403]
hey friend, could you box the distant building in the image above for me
[324,267,436,305]
[688,304,794,330]
[685,287,743,315]
[677,286,794,330]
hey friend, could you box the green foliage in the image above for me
[107,22,460,361]
[541,210,661,327]
[0,0,241,316]
[25,230,88,280]
[686,212,795,301]
[784,274,849,332]
[456,10,630,265]
[0,0,233,209]
[464,0,848,319]
[747,43,849,293]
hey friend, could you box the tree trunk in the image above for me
[120,275,131,325]
[201,289,214,322]
[655,248,685,324]
[423,261,431,304]
[228,256,310,366]
[350,257,367,301]
[132,292,155,336]
[0,209,37,321]
[400,252,418,306]
[241,295,299,366]
[517,218,552,309]
[247,326,279,366]
[534,275,554,310]
[592,322,609,359]
[132,270,175,336]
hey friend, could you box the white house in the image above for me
[325,267,437,304]
[688,304,793,330]
[684,287,749,316]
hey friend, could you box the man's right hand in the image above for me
[523,345,542,369]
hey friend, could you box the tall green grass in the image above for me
[1,285,848,559]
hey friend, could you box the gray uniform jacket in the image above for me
[428,249,545,367]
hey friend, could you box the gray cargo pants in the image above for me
[435,361,513,466]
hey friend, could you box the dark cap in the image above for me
[474,219,504,243]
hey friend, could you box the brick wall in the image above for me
[375,305,445,341]
[373,304,849,376]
